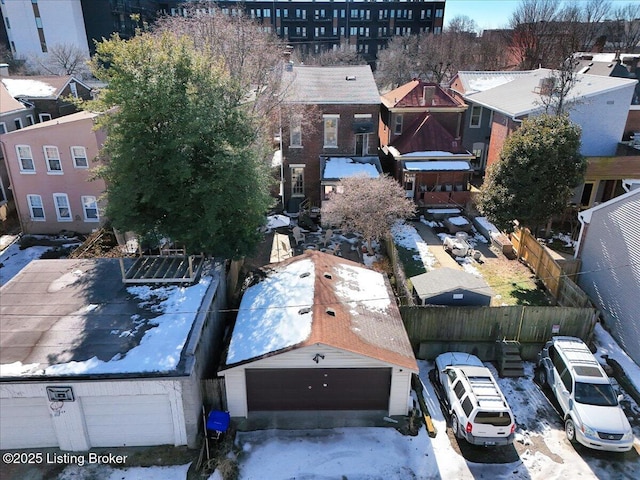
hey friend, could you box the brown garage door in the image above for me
[246,368,391,411]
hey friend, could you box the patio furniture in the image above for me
[292,226,306,245]
[322,229,333,247]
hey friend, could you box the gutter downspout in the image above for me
[574,209,591,259]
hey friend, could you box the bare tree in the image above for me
[154,1,288,122]
[375,35,423,90]
[509,0,561,69]
[35,43,90,78]
[605,4,640,53]
[321,174,415,254]
[303,42,366,66]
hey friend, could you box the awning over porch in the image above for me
[404,161,473,172]
[322,156,382,181]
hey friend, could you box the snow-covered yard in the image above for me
[2,237,639,480]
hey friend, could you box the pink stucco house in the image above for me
[0,111,107,234]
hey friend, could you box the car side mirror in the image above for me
[569,398,574,409]
[617,394,624,403]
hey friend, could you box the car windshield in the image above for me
[574,381,618,406]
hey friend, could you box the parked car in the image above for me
[433,352,516,446]
[536,336,634,452]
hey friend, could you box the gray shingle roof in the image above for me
[410,267,493,298]
[283,65,380,104]
[466,68,638,118]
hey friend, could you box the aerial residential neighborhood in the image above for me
[1,1,640,480]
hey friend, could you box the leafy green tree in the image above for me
[478,114,586,234]
[91,32,273,258]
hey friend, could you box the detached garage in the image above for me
[0,258,227,451]
[219,251,418,418]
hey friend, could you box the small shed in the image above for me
[410,268,493,306]
[0,258,226,451]
[219,251,418,418]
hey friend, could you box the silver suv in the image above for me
[537,336,633,452]
[435,352,516,446]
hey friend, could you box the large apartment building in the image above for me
[2,1,446,65]
[168,0,446,63]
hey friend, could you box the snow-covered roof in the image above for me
[466,68,638,118]
[0,259,220,378]
[452,70,533,95]
[322,156,381,180]
[1,75,91,100]
[283,65,380,104]
[404,161,472,171]
[223,251,417,370]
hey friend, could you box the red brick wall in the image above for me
[487,113,520,168]
[282,103,380,208]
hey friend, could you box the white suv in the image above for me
[537,336,634,452]
[434,352,516,446]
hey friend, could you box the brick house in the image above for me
[379,80,474,207]
[281,65,380,211]
[1,111,107,234]
[1,74,92,123]
[449,69,638,209]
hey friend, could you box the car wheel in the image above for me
[565,418,577,444]
[536,368,547,386]
[451,414,460,438]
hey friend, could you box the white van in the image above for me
[435,352,516,446]
[537,336,634,452]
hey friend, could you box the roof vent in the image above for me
[298,307,311,315]
[323,272,333,280]
[345,75,356,81]
[326,308,336,317]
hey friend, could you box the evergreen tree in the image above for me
[91,32,273,258]
[478,114,586,233]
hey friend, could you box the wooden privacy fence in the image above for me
[401,305,596,361]
[511,228,590,307]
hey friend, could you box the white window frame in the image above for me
[26,114,35,126]
[39,113,52,122]
[469,105,482,128]
[81,195,99,222]
[69,81,78,98]
[14,118,23,130]
[16,145,35,173]
[355,134,369,156]
[323,114,339,148]
[70,146,88,168]
[290,115,302,147]
[44,145,63,174]
[394,114,403,135]
[290,165,305,198]
[53,193,72,221]
[0,122,6,134]
[27,194,45,221]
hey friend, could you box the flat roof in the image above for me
[0,258,219,379]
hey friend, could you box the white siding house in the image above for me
[575,189,640,366]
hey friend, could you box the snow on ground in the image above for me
[0,241,54,286]
[391,221,436,270]
[57,463,191,480]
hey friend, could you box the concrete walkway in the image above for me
[411,220,462,270]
